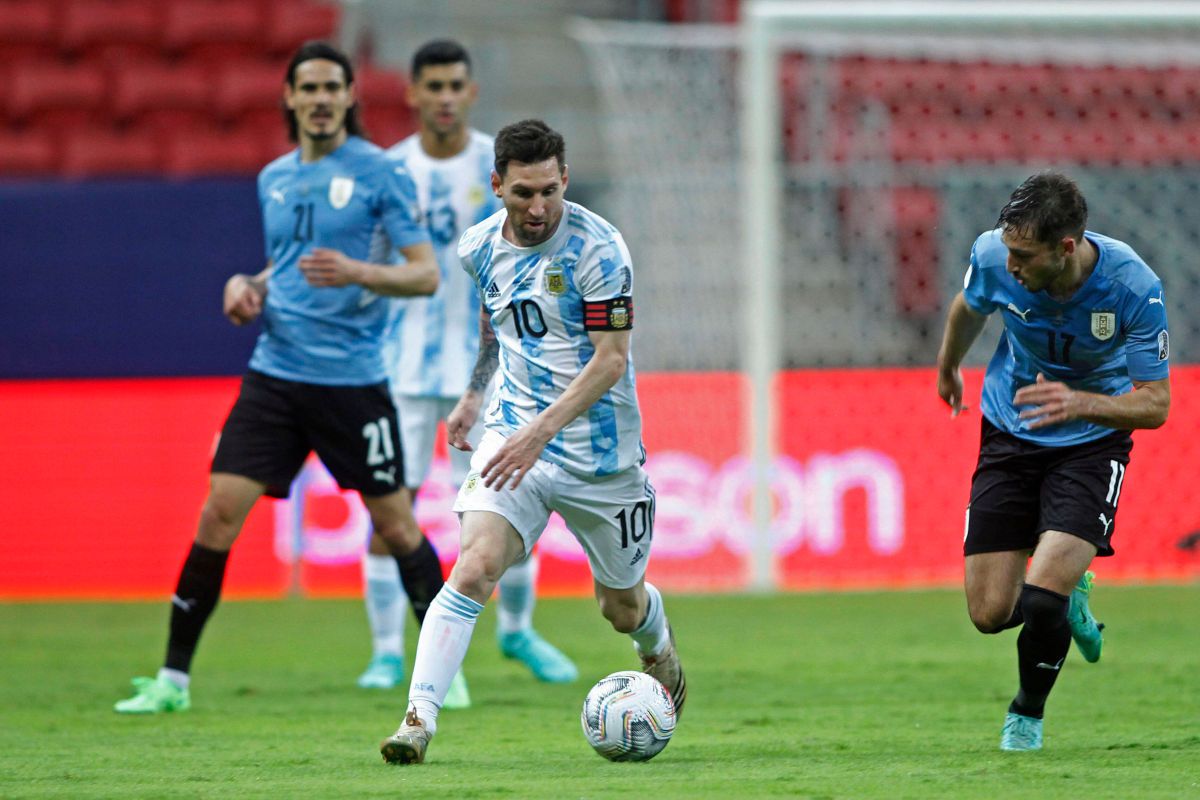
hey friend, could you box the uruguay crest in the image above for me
[328,176,355,210]
[1090,310,1116,340]
[544,264,566,296]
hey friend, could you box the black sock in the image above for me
[1010,583,1071,719]
[164,543,230,673]
[394,537,444,625]
[993,604,1024,632]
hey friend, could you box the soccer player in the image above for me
[936,172,1171,751]
[379,120,685,764]
[356,41,577,699]
[114,41,447,714]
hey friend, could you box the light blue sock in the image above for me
[497,554,537,635]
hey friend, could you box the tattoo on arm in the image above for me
[468,313,499,393]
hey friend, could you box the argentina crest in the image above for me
[544,261,567,296]
[1090,310,1116,340]
[328,176,355,210]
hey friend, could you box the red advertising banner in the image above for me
[2,369,1197,600]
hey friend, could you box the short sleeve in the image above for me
[1124,281,1170,381]
[256,169,272,262]
[577,235,633,301]
[962,236,1000,315]
[379,161,430,250]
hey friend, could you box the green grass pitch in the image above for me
[2,587,1197,799]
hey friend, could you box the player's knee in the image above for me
[1019,583,1068,629]
[373,519,423,555]
[196,498,242,549]
[448,547,504,600]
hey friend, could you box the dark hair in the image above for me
[283,40,366,143]
[996,171,1088,244]
[494,119,565,178]
[411,39,472,80]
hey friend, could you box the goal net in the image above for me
[572,2,1200,589]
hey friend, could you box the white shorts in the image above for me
[453,430,656,590]
[394,394,480,489]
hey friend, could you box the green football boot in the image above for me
[499,629,579,683]
[114,675,190,714]
[1000,711,1043,751]
[441,669,471,710]
[1068,570,1104,663]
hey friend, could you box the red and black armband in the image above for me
[583,296,634,330]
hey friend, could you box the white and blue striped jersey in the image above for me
[250,136,429,385]
[384,130,500,398]
[458,201,644,478]
[964,229,1170,446]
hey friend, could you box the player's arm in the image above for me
[298,242,439,297]
[223,262,272,325]
[936,290,989,416]
[1015,375,1170,431]
[481,328,630,489]
[447,305,500,452]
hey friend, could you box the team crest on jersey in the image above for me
[468,184,486,207]
[544,264,567,296]
[1090,310,1116,341]
[328,176,355,210]
[610,305,629,328]
[463,473,480,493]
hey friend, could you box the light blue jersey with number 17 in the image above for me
[963,228,1169,447]
[250,135,429,386]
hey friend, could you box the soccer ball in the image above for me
[580,670,677,762]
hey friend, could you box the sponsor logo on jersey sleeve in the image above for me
[1090,310,1116,341]
[329,176,355,210]
[1158,330,1169,361]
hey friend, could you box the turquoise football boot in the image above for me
[1000,711,1043,751]
[499,629,579,683]
[1068,570,1104,663]
[357,654,405,689]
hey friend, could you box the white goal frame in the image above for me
[740,0,1200,591]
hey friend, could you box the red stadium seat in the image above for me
[60,130,164,177]
[163,130,265,177]
[112,63,212,132]
[215,62,288,124]
[0,0,59,61]
[362,104,416,149]
[263,0,340,57]
[162,0,263,61]
[0,131,59,176]
[8,62,108,129]
[59,0,162,64]
[354,66,407,111]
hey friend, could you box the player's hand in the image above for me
[1014,372,1079,430]
[298,247,363,287]
[937,365,969,417]
[223,274,264,325]
[447,392,484,451]
[481,424,551,490]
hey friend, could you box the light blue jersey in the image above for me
[458,201,645,478]
[963,229,1170,446]
[249,136,429,385]
[384,130,500,397]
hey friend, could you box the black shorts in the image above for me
[964,417,1133,558]
[211,370,405,499]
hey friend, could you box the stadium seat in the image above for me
[163,130,265,177]
[215,62,288,124]
[354,66,407,111]
[59,0,162,64]
[263,0,340,57]
[60,130,164,177]
[8,62,108,129]
[0,0,58,61]
[162,0,263,62]
[0,132,59,176]
[112,63,211,132]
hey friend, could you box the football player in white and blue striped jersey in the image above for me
[937,172,1171,751]
[357,42,576,700]
[381,120,684,765]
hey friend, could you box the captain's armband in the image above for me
[583,296,634,331]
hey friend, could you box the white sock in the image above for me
[407,584,483,735]
[158,667,189,690]
[629,582,670,657]
[496,553,537,635]
[363,553,407,658]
